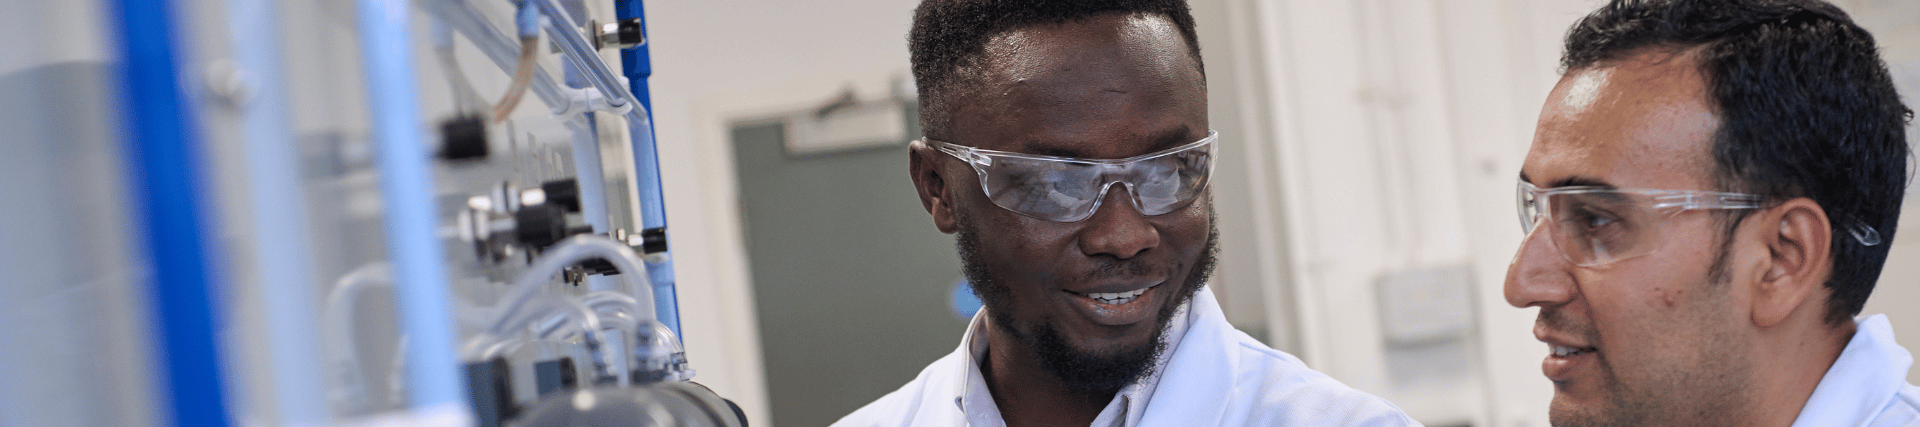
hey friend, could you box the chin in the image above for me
[1548,396,1637,427]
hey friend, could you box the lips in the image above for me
[1087,287,1150,304]
[1532,308,1603,384]
[1550,344,1594,357]
[1539,334,1598,383]
[1063,282,1162,326]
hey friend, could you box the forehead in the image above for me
[945,13,1207,159]
[1524,50,1721,189]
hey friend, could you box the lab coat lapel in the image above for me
[1135,288,1234,426]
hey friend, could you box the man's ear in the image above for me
[1751,197,1834,327]
[909,141,960,234]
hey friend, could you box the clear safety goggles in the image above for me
[1516,181,1763,267]
[923,130,1217,223]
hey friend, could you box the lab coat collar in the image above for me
[1791,314,1915,426]
[1131,287,1238,425]
[950,285,1205,427]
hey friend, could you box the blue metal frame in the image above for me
[614,0,683,339]
[616,0,654,119]
[108,0,234,425]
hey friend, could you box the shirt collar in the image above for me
[951,287,1200,427]
[1791,314,1916,426]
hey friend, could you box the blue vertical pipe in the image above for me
[614,0,682,339]
[228,0,328,423]
[354,0,472,415]
[108,0,235,425]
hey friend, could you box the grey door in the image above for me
[732,115,970,426]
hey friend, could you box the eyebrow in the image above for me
[1518,171,1614,189]
[1023,127,1195,159]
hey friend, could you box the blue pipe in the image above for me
[615,0,664,230]
[228,0,328,423]
[354,0,471,415]
[616,0,654,117]
[624,110,680,338]
[514,0,539,38]
[614,0,680,338]
[107,0,234,425]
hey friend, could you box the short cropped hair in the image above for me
[907,0,1204,139]
[1563,0,1912,325]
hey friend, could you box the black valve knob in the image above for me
[542,178,582,213]
[514,204,568,252]
[439,114,488,161]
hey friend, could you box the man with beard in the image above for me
[834,1,1413,426]
[1506,0,1920,426]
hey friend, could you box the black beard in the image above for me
[954,209,1219,395]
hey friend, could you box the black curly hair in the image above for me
[908,0,1203,140]
[1563,0,1912,326]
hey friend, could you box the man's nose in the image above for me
[1079,185,1159,260]
[1506,217,1576,308]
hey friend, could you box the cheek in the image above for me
[971,207,1076,275]
[1162,195,1213,248]
[1577,258,1715,353]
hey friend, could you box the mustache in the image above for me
[1535,306,1597,340]
[1080,257,1176,282]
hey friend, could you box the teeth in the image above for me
[1088,286,1152,305]
[1551,345,1593,357]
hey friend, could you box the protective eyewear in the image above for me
[1516,181,1762,267]
[923,130,1217,223]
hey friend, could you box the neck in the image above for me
[982,319,1115,427]
[1744,312,1856,426]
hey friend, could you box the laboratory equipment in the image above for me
[65,0,745,425]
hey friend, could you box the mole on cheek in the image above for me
[1660,287,1681,308]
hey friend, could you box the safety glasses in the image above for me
[1516,181,1762,266]
[923,130,1217,223]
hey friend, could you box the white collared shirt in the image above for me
[1792,314,1920,427]
[834,286,1419,427]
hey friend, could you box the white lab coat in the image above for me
[833,286,1419,427]
[1792,314,1920,426]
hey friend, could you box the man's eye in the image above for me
[1561,208,1620,232]
[1584,214,1616,230]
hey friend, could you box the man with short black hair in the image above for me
[1506,0,1920,425]
[834,0,1414,426]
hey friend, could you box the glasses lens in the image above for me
[1124,143,1211,215]
[947,132,1215,222]
[1543,190,1657,266]
[979,163,1105,221]
[1517,183,1540,235]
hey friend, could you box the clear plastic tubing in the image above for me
[566,115,612,234]
[469,294,604,361]
[418,0,569,114]
[621,106,680,337]
[488,234,656,337]
[323,262,393,413]
[528,0,681,337]
[578,291,645,330]
[531,0,634,109]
